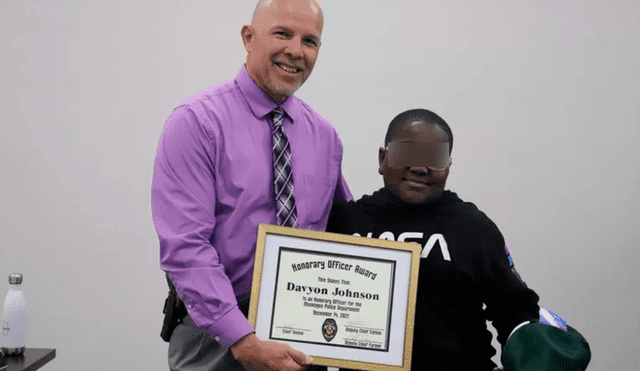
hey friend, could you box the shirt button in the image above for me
[214,336,220,342]
[187,304,192,309]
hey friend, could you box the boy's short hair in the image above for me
[384,109,454,154]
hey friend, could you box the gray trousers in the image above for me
[168,314,328,371]
[168,314,245,371]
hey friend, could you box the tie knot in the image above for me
[270,108,285,123]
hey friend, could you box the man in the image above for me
[328,109,590,370]
[151,1,351,370]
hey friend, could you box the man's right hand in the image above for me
[230,333,314,371]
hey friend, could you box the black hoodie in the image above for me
[327,189,540,371]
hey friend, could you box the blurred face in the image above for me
[379,121,451,204]
[242,0,323,103]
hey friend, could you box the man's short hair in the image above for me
[384,108,454,154]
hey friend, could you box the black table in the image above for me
[1,349,56,371]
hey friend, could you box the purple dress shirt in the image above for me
[151,66,352,348]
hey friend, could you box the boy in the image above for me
[327,109,589,370]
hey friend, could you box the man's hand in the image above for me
[230,333,314,371]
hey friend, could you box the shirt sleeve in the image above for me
[333,136,353,203]
[151,105,253,348]
[334,174,353,203]
[478,220,540,346]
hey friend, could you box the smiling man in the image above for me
[243,0,323,103]
[152,1,351,370]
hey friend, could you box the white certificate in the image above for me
[249,224,421,371]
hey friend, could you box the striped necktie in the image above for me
[270,108,298,227]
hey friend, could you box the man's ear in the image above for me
[378,147,387,175]
[241,25,253,51]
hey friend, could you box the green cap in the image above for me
[502,322,591,371]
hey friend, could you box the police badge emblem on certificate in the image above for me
[322,318,338,342]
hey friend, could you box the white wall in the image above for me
[1,1,638,370]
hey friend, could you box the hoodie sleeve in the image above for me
[475,214,540,347]
[326,200,349,233]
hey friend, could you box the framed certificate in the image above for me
[248,224,421,371]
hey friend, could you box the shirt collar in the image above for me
[235,65,300,124]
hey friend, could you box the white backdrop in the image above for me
[1,1,638,370]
